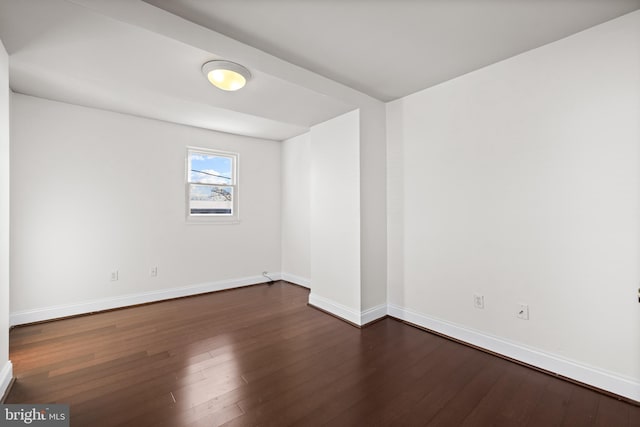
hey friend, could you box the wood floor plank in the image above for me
[458,361,530,426]
[293,329,447,426]
[595,395,630,427]
[229,321,438,426]
[6,281,639,426]
[524,374,574,427]
[389,347,493,426]
[559,383,599,426]
[629,402,640,426]
[224,324,408,425]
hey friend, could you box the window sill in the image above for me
[186,215,240,225]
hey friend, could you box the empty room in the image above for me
[0,0,639,426]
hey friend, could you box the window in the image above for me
[186,147,238,222]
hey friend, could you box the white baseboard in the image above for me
[0,360,12,401]
[308,293,387,326]
[280,273,311,288]
[361,303,388,325]
[308,293,361,325]
[9,275,277,326]
[387,303,640,403]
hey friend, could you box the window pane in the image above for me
[189,152,233,184]
[189,184,233,215]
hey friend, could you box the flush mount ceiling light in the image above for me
[202,60,251,91]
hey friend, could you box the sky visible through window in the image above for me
[189,153,232,184]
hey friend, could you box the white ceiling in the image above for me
[1,0,639,140]
[144,0,640,101]
[0,0,357,140]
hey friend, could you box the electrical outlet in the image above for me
[473,294,484,309]
[150,266,158,277]
[517,303,529,320]
[110,271,119,281]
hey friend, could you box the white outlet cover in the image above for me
[473,294,484,309]
[517,303,529,320]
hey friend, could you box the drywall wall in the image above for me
[10,94,281,321]
[281,132,311,286]
[359,103,387,312]
[387,10,640,399]
[309,110,361,319]
[286,104,388,321]
[0,39,12,397]
[283,104,387,320]
[386,98,404,314]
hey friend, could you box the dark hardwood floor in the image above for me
[6,281,639,426]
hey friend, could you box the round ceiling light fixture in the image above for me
[202,60,251,91]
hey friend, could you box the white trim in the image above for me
[9,275,277,327]
[387,303,640,403]
[0,360,12,401]
[308,293,361,325]
[360,303,388,325]
[308,294,387,326]
[280,273,311,288]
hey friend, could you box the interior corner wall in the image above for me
[309,109,361,317]
[385,100,404,307]
[0,39,12,396]
[359,103,388,312]
[281,132,311,286]
[387,10,640,399]
[9,94,282,322]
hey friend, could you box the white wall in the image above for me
[287,105,388,323]
[284,106,387,321]
[387,11,640,400]
[359,103,387,312]
[0,39,12,398]
[10,94,281,323]
[281,132,311,285]
[386,99,404,315]
[309,110,361,319]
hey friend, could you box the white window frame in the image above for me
[186,147,239,224]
